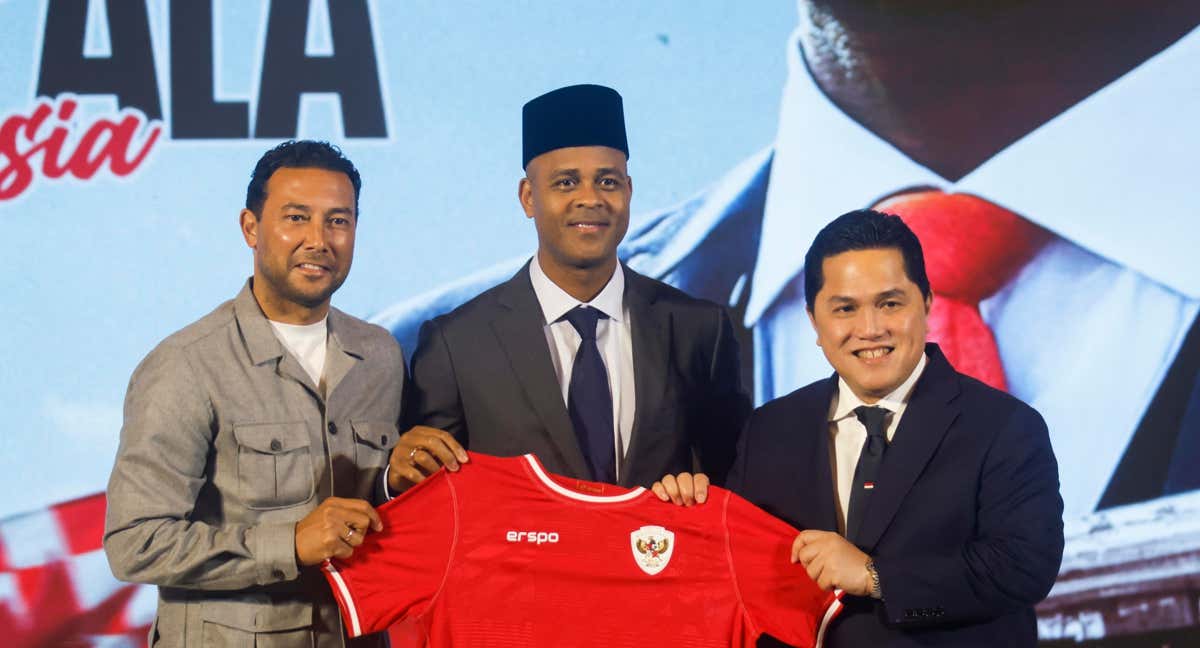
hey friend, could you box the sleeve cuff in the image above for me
[381,464,397,501]
[253,520,300,585]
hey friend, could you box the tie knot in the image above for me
[561,306,607,341]
[875,190,1052,301]
[854,406,890,437]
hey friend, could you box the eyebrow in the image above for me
[824,288,907,304]
[279,203,355,218]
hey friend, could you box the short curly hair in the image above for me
[245,140,362,218]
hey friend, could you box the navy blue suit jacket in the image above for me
[729,344,1064,647]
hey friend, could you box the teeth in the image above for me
[299,263,325,271]
[859,348,889,359]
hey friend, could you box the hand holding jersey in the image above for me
[656,472,876,597]
[386,424,469,493]
[295,497,384,566]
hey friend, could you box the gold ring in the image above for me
[345,527,356,541]
[408,446,426,462]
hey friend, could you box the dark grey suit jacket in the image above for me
[405,262,751,488]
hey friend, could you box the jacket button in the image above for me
[328,422,337,435]
[380,435,387,446]
[269,439,282,451]
[271,569,284,580]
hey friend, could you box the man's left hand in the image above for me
[791,530,872,596]
[651,472,709,506]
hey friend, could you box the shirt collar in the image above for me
[831,353,928,422]
[748,25,1200,324]
[529,255,626,325]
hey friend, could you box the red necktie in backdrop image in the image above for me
[874,191,1053,392]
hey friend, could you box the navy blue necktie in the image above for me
[561,306,615,483]
[846,405,890,545]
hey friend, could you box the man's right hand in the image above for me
[387,425,469,494]
[295,497,383,566]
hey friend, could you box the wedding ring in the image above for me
[345,527,356,541]
[408,446,426,462]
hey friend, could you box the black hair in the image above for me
[803,209,931,310]
[245,140,361,218]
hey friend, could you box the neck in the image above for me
[536,251,618,303]
[799,0,1200,181]
[250,278,330,325]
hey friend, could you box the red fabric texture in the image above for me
[324,452,842,647]
[875,191,1052,391]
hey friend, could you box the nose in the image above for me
[303,217,328,252]
[855,307,885,339]
[574,181,603,209]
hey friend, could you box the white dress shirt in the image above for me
[738,25,1200,518]
[828,355,928,534]
[528,256,636,480]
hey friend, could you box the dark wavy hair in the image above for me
[803,209,930,310]
[245,140,361,218]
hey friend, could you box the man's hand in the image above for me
[387,425,469,494]
[651,472,709,506]
[295,497,383,566]
[791,530,873,596]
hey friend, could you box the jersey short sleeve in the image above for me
[322,470,458,638]
[723,491,843,647]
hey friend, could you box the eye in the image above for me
[881,300,902,310]
[285,213,305,222]
[554,177,577,189]
[598,177,618,188]
[833,304,855,314]
[330,216,352,227]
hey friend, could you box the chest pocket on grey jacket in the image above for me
[234,422,315,510]
[351,421,399,469]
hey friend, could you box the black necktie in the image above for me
[562,306,615,483]
[846,405,890,545]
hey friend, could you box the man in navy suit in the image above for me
[668,209,1064,646]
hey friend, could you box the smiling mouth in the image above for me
[295,262,330,274]
[854,347,893,360]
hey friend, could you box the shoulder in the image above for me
[126,299,236,393]
[425,274,517,331]
[331,308,401,353]
[954,371,1044,426]
[752,379,830,423]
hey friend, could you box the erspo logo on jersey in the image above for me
[1,0,388,203]
[631,525,675,575]
[505,530,560,545]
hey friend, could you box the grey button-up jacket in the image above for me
[104,282,403,647]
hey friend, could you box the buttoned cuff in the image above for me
[252,521,300,585]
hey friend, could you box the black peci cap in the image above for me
[522,84,629,168]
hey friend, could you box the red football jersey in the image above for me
[323,452,842,647]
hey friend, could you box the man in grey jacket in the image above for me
[104,141,448,646]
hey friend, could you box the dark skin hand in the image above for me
[386,425,469,494]
[295,497,383,566]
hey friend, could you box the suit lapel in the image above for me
[855,345,961,551]
[807,376,841,533]
[490,265,591,478]
[620,268,671,487]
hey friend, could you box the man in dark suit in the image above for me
[718,210,1063,646]
[386,84,750,492]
